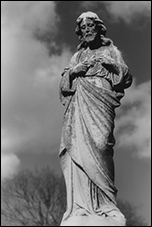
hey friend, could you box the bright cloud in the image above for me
[1,153,20,181]
[115,80,151,159]
[81,1,151,24]
[1,1,73,180]
[1,1,59,34]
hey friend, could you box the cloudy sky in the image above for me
[1,1,151,225]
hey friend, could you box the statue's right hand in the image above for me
[69,63,89,79]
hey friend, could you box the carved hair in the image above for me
[75,12,112,50]
[75,12,107,37]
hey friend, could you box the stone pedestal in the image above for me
[60,212,126,226]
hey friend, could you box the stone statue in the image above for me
[59,12,132,226]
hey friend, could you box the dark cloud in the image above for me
[80,1,151,24]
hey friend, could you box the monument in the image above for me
[59,12,132,226]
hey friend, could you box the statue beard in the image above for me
[77,32,112,51]
[77,34,97,50]
[82,32,97,44]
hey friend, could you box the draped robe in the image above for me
[59,42,132,226]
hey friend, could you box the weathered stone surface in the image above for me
[59,11,132,226]
[61,212,126,226]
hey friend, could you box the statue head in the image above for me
[75,11,107,43]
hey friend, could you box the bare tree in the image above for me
[1,167,66,226]
[1,167,148,226]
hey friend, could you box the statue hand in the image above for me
[101,56,119,74]
[100,55,115,65]
[69,63,89,79]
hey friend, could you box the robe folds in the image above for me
[59,43,132,226]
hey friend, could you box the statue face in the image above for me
[80,18,98,43]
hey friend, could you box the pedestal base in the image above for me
[60,212,126,226]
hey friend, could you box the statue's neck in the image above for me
[77,36,112,51]
[87,36,102,50]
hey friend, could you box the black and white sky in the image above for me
[1,1,151,225]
